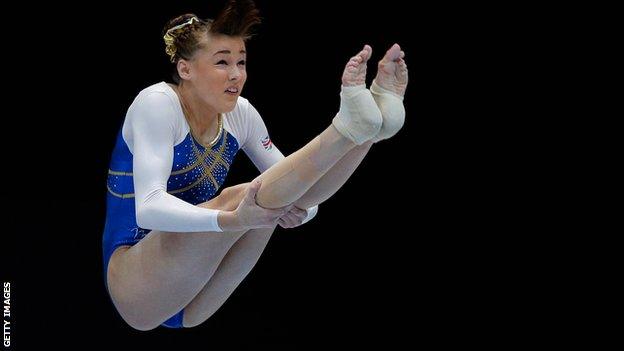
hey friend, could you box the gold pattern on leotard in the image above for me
[169,131,230,195]
[108,170,133,176]
[171,114,228,175]
[107,184,135,198]
[108,114,226,177]
[107,130,230,198]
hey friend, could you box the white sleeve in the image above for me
[129,92,223,232]
[240,102,318,224]
[301,205,318,224]
[239,102,284,173]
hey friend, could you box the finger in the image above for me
[294,212,307,222]
[280,214,297,228]
[288,212,304,226]
[278,217,290,228]
[266,207,290,219]
[282,212,297,222]
[245,179,262,202]
[277,211,292,223]
[290,206,307,216]
[285,211,305,223]
[278,218,291,229]
[284,209,306,223]
[276,203,295,214]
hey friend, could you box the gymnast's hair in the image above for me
[163,0,261,83]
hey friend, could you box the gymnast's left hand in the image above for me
[277,206,308,229]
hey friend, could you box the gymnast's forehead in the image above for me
[202,34,247,56]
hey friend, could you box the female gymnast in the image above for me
[102,0,408,330]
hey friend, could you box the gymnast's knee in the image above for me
[109,293,166,331]
[217,183,250,210]
[125,316,161,331]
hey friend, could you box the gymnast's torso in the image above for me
[102,82,285,273]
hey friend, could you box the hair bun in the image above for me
[162,15,201,62]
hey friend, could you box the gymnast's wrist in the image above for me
[217,210,244,232]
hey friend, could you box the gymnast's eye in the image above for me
[238,60,246,66]
[216,60,228,65]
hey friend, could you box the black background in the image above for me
[0,0,530,349]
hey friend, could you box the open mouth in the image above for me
[225,87,239,94]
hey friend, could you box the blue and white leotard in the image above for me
[102,82,317,327]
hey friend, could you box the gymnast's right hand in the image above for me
[217,180,292,232]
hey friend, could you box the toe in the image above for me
[354,45,372,63]
[347,57,360,68]
[362,44,372,61]
[384,43,402,62]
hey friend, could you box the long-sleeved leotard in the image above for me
[102,82,318,275]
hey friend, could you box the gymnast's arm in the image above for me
[126,92,233,232]
[241,103,319,224]
[130,93,286,232]
[130,92,225,232]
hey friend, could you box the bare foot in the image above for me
[332,45,382,145]
[374,43,408,97]
[342,45,372,86]
[370,44,407,142]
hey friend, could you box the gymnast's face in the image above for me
[181,34,247,113]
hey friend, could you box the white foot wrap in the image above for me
[332,85,382,145]
[370,80,405,142]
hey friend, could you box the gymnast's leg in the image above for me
[179,46,386,327]
[106,185,252,331]
[181,45,410,328]
[182,139,373,327]
[107,46,382,330]
[254,45,381,209]
[371,43,408,142]
[295,44,409,208]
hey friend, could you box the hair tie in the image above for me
[163,17,199,62]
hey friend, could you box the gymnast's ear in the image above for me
[176,59,193,81]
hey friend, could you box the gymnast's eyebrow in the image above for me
[213,50,247,55]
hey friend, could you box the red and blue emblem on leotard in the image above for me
[261,135,273,151]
